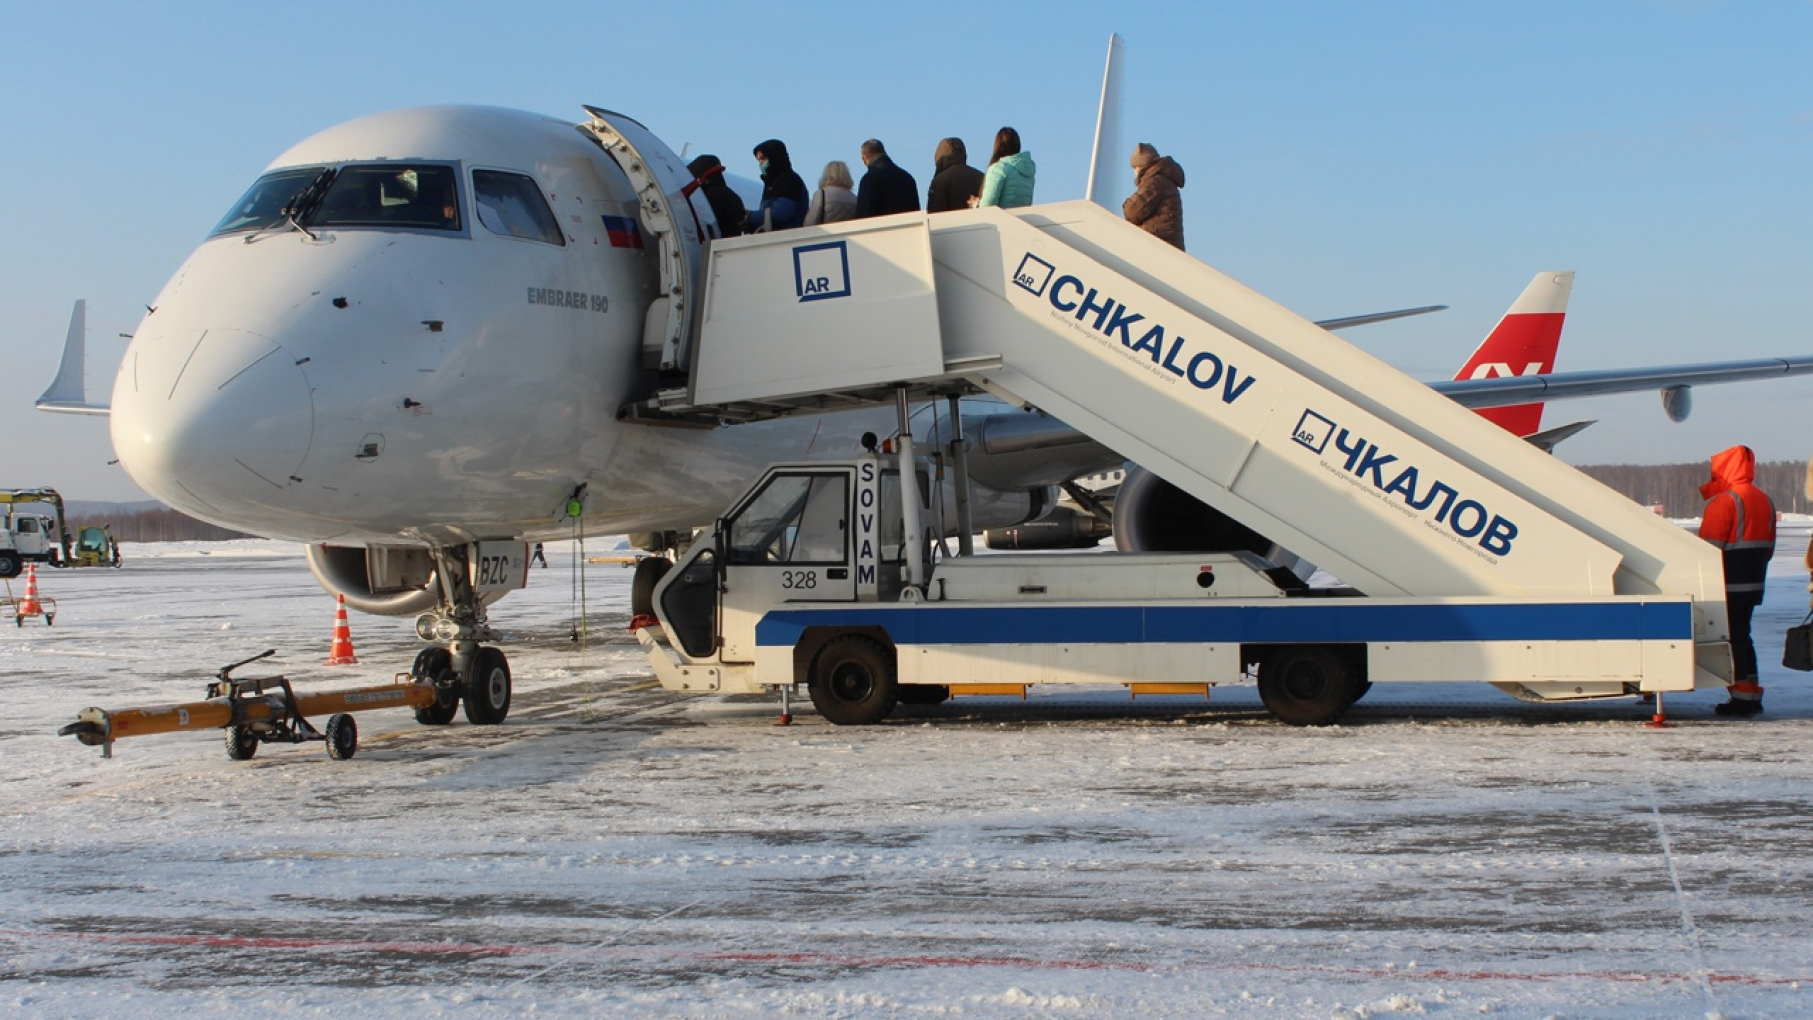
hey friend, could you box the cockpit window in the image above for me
[211,167,321,235]
[313,165,460,230]
[210,164,461,237]
[472,170,566,246]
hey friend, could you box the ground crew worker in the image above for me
[1698,444,1775,716]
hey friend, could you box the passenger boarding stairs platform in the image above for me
[624,201,1731,682]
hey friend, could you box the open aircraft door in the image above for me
[577,106,711,372]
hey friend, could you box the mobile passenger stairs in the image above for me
[620,196,1733,726]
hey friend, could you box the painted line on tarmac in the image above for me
[4,929,1807,987]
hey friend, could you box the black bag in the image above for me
[1784,612,1813,672]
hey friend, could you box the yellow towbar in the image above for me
[58,649,438,761]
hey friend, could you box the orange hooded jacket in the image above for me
[1698,444,1775,594]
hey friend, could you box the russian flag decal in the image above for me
[602,214,644,249]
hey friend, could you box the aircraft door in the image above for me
[576,106,711,373]
[718,469,858,662]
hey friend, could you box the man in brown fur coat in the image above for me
[1123,142,1186,250]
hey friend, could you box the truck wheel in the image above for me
[808,635,898,725]
[1258,647,1359,726]
[225,725,259,761]
[0,552,19,579]
[462,647,512,725]
[631,556,673,619]
[325,714,358,760]
[411,648,460,725]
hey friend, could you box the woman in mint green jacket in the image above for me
[975,126,1035,209]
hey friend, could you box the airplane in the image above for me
[35,96,1813,728]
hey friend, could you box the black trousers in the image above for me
[1728,589,1764,683]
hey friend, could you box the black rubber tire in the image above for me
[225,725,259,761]
[325,713,358,760]
[0,552,20,580]
[631,556,673,619]
[462,646,512,725]
[896,684,950,706]
[411,647,460,725]
[808,635,898,725]
[1257,647,1360,726]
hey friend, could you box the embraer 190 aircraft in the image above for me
[37,97,1813,729]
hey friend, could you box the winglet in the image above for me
[36,299,111,416]
[1455,272,1573,437]
[1085,33,1127,209]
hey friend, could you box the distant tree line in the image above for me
[69,507,251,543]
[1576,460,1808,518]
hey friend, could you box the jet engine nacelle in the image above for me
[984,505,1112,550]
[1110,467,1312,584]
[305,544,442,617]
[1662,384,1692,423]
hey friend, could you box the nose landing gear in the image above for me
[411,544,514,726]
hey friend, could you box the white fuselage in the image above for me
[108,106,892,547]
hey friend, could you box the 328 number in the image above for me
[780,570,817,590]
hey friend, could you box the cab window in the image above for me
[472,169,566,246]
[727,474,849,565]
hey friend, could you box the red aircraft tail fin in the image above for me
[1455,272,1573,437]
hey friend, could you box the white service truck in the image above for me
[636,454,1704,726]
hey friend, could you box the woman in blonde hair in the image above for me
[804,161,858,225]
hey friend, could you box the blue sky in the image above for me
[3,1,1810,503]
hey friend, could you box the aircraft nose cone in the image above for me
[111,326,313,520]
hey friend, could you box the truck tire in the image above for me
[631,556,672,619]
[1257,647,1360,727]
[0,552,20,579]
[808,635,898,725]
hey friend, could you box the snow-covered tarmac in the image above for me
[4,532,1812,1019]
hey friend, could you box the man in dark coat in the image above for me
[685,154,747,239]
[1123,142,1186,250]
[855,139,920,218]
[926,137,984,213]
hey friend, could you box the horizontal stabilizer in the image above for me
[1523,419,1595,452]
[1314,304,1448,331]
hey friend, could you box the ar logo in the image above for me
[1013,253,1055,297]
[1292,409,1336,455]
[794,241,852,302]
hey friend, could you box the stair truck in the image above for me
[625,203,1735,725]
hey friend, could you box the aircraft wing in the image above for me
[36,300,111,416]
[1432,356,1813,415]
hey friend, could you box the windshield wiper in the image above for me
[246,167,338,243]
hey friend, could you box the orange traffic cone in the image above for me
[325,593,359,665]
[18,564,44,618]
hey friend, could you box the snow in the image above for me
[4,532,1812,1019]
